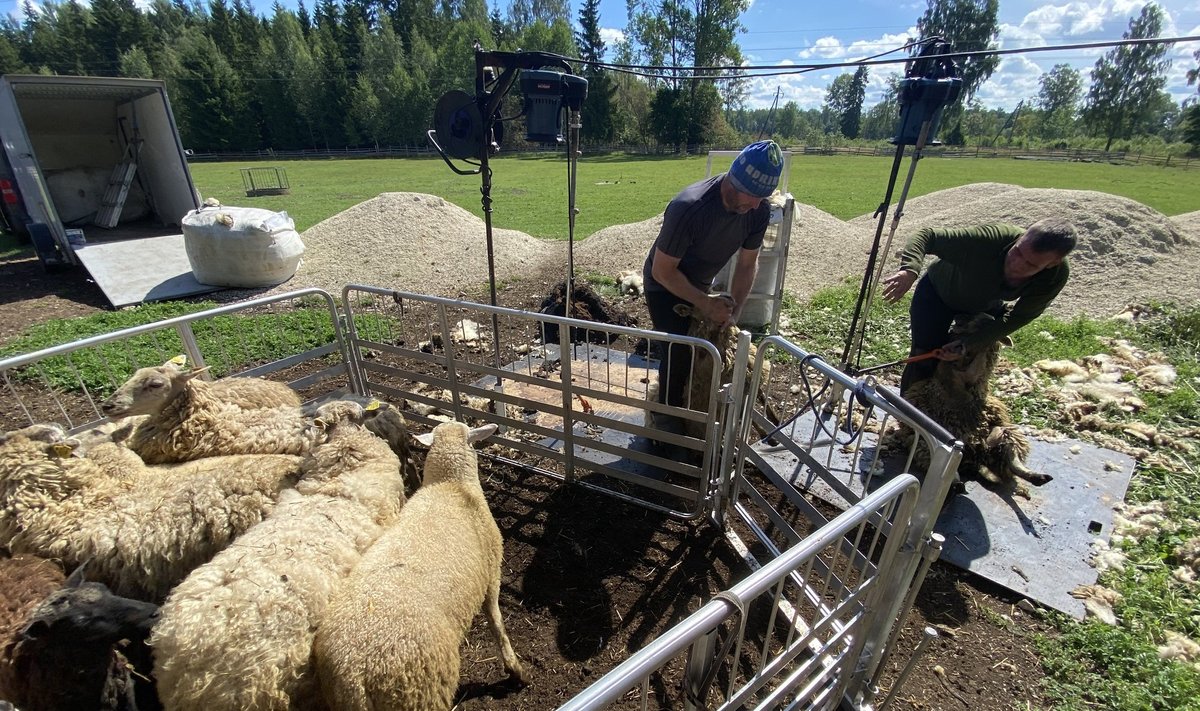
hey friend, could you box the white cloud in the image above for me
[599,28,625,50]
[973,55,1045,108]
[1019,1,1149,38]
[797,37,847,60]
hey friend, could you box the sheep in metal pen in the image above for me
[313,420,526,711]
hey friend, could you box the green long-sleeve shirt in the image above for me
[898,224,1069,345]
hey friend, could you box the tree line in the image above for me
[0,0,1197,154]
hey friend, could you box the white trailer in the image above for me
[0,74,217,307]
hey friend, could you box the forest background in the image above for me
[1,0,1199,157]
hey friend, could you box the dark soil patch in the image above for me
[0,255,1056,710]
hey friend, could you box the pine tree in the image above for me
[575,0,615,143]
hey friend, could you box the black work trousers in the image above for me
[900,277,958,395]
[645,289,693,408]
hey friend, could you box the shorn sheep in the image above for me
[313,420,526,711]
[2,432,302,601]
[98,359,326,464]
[646,294,782,444]
[150,401,410,711]
[3,562,161,711]
[896,315,1049,498]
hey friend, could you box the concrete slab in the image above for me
[73,235,220,307]
[752,409,1134,618]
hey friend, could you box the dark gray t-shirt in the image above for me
[642,175,769,293]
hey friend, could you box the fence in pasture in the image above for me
[188,143,1196,168]
[0,285,963,709]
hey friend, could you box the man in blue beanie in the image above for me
[641,140,783,445]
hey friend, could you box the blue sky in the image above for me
[584,0,1200,110]
[9,0,1198,110]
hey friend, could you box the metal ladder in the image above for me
[94,142,139,229]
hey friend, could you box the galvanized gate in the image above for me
[340,285,734,520]
[0,288,348,432]
[0,287,962,709]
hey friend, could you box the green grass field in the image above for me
[186,153,1200,238]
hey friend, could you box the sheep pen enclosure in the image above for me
[1,284,966,709]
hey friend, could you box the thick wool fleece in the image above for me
[313,421,524,711]
[151,418,407,711]
[5,441,301,600]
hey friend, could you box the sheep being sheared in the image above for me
[897,315,1049,498]
[645,294,782,444]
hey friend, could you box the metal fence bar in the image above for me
[558,474,921,711]
[340,285,728,520]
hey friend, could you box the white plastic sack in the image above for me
[182,205,305,288]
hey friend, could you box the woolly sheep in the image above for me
[897,316,1049,498]
[3,435,302,601]
[645,294,781,443]
[151,401,409,711]
[0,554,66,702]
[313,421,525,711]
[103,362,326,464]
[4,563,161,711]
[102,356,301,418]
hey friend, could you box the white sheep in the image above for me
[102,355,301,418]
[151,401,409,711]
[2,433,302,601]
[102,361,327,464]
[313,420,525,711]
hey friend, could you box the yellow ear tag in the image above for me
[365,400,382,411]
[51,443,74,457]
[169,355,188,366]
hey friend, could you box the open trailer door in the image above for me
[0,75,220,307]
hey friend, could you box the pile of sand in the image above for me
[272,184,1199,320]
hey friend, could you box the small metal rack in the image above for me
[240,167,290,197]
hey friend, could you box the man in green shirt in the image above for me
[881,218,1077,394]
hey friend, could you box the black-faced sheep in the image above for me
[646,294,781,443]
[313,421,525,711]
[896,316,1049,498]
[0,554,66,703]
[150,401,409,711]
[2,434,302,601]
[3,562,160,711]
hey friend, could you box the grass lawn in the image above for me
[187,153,1200,238]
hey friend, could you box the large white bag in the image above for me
[182,204,305,288]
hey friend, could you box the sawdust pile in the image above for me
[272,184,1199,319]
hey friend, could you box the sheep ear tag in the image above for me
[415,432,436,447]
[51,441,77,458]
[365,400,383,411]
[467,423,498,444]
[169,355,188,367]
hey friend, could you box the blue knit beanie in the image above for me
[727,140,783,198]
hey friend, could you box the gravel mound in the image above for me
[260,185,1198,320]
[847,184,1196,318]
[278,192,559,298]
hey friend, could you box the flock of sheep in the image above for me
[0,358,524,711]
